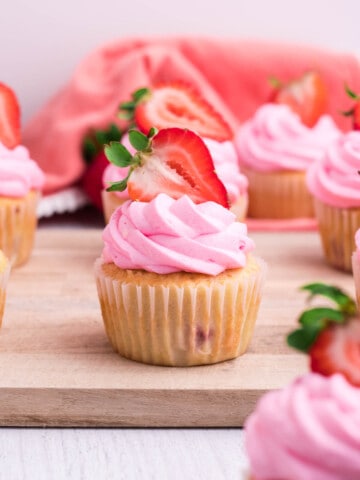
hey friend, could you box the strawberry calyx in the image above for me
[118,87,151,123]
[287,283,357,353]
[341,84,360,130]
[104,127,157,192]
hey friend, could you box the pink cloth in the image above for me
[23,38,360,195]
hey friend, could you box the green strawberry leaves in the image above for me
[82,123,122,164]
[287,283,357,353]
[104,127,157,192]
[119,87,151,122]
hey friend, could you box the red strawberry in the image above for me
[0,83,21,148]
[105,127,229,208]
[122,83,233,141]
[310,318,360,387]
[81,151,109,210]
[271,72,327,127]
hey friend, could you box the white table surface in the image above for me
[0,429,248,480]
[1,211,250,480]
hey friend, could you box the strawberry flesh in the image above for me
[0,83,20,148]
[128,128,229,208]
[134,83,233,141]
[273,72,327,127]
[310,318,360,387]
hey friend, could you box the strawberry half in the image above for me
[0,82,20,148]
[287,283,360,387]
[342,85,360,130]
[310,319,360,387]
[120,83,233,141]
[271,72,327,127]
[104,127,229,208]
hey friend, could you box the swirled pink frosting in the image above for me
[203,138,248,202]
[245,373,360,480]
[102,193,254,275]
[0,142,45,197]
[235,104,341,172]
[307,131,360,208]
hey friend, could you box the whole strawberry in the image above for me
[0,82,21,148]
[270,71,327,127]
[288,283,360,387]
[81,124,122,209]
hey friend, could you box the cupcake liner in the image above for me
[95,256,266,366]
[230,193,248,221]
[242,167,314,219]
[315,199,360,272]
[0,254,10,327]
[352,252,360,305]
[0,190,39,267]
[102,190,128,223]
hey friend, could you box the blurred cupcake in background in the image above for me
[0,251,10,327]
[352,229,360,304]
[307,131,360,272]
[0,83,45,267]
[235,103,341,219]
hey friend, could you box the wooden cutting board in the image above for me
[0,229,354,427]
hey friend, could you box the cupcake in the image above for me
[352,229,360,304]
[246,282,360,479]
[246,373,360,480]
[0,251,10,326]
[235,104,341,219]
[102,135,249,222]
[307,131,360,272]
[96,127,265,366]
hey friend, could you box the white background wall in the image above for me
[1,0,358,124]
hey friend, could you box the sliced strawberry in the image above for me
[0,83,20,148]
[310,318,360,387]
[105,127,229,208]
[272,72,327,127]
[133,83,233,141]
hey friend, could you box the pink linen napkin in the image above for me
[23,37,360,203]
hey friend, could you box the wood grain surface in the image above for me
[0,229,354,427]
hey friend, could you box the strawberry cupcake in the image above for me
[352,229,360,304]
[246,282,360,480]
[307,131,360,272]
[95,128,265,366]
[0,250,10,327]
[0,84,45,266]
[235,104,341,219]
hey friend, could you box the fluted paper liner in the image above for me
[102,190,128,224]
[0,254,10,327]
[95,256,266,366]
[0,191,39,267]
[315,199,360,272]
[352,253,360,305]
[242,167,314,219]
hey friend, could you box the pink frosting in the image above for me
[307,131,360,208]
[0,142,45,197]
[102,133,135,199]
[102,193,254,275]
[245,373,360,480]
[203,138,248,202]
[235,104,341,172]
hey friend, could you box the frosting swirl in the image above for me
[102,193,254,275]
[245,373,360,480]
[203,138,248,202]
[0,142,45,197]
[307,131,360,208]
[235,104,341,172]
